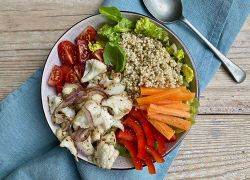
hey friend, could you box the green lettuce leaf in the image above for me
[88,41,103,52]
[97,24,120,43]
[99,6,122,22]
[113,18,135,32]
[135,17,168,42]
[104,42,126,72]
[166,43,177,55]
[182,64,194,84]
[174,49,185,61]
[187,98,199,124]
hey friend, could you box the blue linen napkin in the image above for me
[0,0,249,179]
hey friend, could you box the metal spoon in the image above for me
[143,0,246,83]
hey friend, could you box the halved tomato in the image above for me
[76,40,90,63]
[92,49,104,61]
[61,65,72,77]
[58,41,77,65]
[75,26,97,43]
[56,84,64,94]
[65,69,79,83]
[73,64,84,81]
[48,65,63,86]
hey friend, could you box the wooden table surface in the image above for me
[0,0,249,179]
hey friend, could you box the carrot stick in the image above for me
[140,86,186,96]
[154,100,182,105]
[162,103,190,111]
[148,112,191,131]
[148,104,191,118]
[147,118,175,140]
[136,87,183,105]
[166,92,195,101]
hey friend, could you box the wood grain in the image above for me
[167,115,250,179]
[0,0,249,179]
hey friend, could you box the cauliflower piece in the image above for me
[60,136,78,161]
[58,107,75,119]
[91,94,104,104]
[101,131,116,145]
[110,72,121,83]
[91,125,106,142]
[92,141,119,169]
[84,100,102,119]
[75,135,95,156]
[55,128,68,141]
[81,59,107,83]
[101,93,132,120]
[73,108,90,129]
[104,83,125,95]
[62,83,79,97]
[48,95,62,114]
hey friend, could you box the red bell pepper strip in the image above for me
[144,153,156,174]
[145,145,164,163]
[169,134,176,142]
[152,128,167,155]
[130,109,155,147]
[117,139,143,170]
[116,126,136,142]
[123,117,146,160]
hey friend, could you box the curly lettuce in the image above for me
[182,64,194,84]
[88,41,104,52]
[97,24,121,43]
[135,17,168,42]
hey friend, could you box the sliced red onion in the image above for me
[81,106,94,128]
[74,128,91,142]
[86,87,108,99]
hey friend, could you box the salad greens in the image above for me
[98,24,121,43]
[174,49,185,61]
[115,143,130,157]
[182,64,194,84]
[135,17,169,42]
[104,42,126,72]
[187,98,199,124]
[88,41,103,52]
[113,18,135,33]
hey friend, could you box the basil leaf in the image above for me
[104,42,126,72]
[113,18,135,33]
[99,6,122,22]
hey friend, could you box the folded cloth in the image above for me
[0,0,249,179]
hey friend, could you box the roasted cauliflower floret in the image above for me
[58,107,75,119]
[75,135,95,156]
[101,93,132,120]
[91,94,104,104]
[104,83,125,95]
[92,141,119,169]
[48,95,62,114]
[84,100,102,119]
[73,108,90,129]
[62,83,80,97]
[56,128,68,141]
[101,131,116,145]
[81,59,107,83]
[60,136,78,161]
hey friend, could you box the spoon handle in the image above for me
[180,16,246,83]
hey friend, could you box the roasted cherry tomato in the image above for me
[56,84,64,94]
[60,65,72,77]
[117,139,143,170]
[92,49,104,61]
[73,64,84,81]
[48,65,63,86]
[76,40,90,63]
[58,41,77,65]
[65,69,79,83]
[75,26,97,43]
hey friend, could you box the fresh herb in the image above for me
[99,6,122,22]
[135,17,169,42]
[104,42,126,72]
[115,143,130,158]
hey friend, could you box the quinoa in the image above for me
[120,32,183,99]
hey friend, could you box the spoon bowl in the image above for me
[143,0,183,23]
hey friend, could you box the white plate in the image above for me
[41,12,199,169]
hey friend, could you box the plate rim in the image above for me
[41,11,199,170]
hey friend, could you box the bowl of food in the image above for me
[41,6,199,174]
